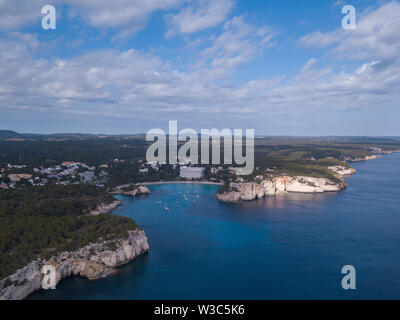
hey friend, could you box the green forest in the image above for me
[0,184,138,280]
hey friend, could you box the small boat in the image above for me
[157,201,161,204]
[164,207,169,211]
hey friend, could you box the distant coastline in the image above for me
[141,180,223,186]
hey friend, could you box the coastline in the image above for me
[3,153,398,299]
[23,150,400,300]
[141,180,223,186]
[0,229,149,300]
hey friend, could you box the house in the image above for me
[78,171,95,182]
[210,167,222,175]
[180,167,205,179]
[8,173,32,183]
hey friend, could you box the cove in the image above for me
[29,153,400,299]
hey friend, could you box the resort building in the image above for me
[180,167,205,179]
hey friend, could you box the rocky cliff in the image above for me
[341,154,381,162]
[328,165,356,177]
[111,184,150,197]
[0,229,149,300]
[217,175,348,203]
[90,199,123,215]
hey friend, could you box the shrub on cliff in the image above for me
[0,184,137,280]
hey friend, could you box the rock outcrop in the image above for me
[328,166,356,177]
[340,154,381,162]
[111,184,150,197]
[0,229,149,300]
[138,185,150,195]
[217,176,347,203]
[90,200,122,215]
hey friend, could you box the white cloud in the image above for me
[165,0,234,37]
[0,16,277,122]
[288,2,400,114]
[298,1,400,62]
[0,2,400,132]
[0,0,182,39]
[0,0,49,30]
[298,30,341,48]
[198,15,276,79]
[68,0,183,39]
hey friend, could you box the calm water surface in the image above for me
[30,153,400,299]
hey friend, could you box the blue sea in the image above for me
[30,153,400,299]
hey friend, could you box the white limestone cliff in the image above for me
[328,166,356,178]
[90,200,123,215]
[217,175,347,203]
[111,184,150,197]
[0,229,149,300]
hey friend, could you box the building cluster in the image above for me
[0,158,240,191]
[0,161,108,190]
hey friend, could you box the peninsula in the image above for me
[0,184,149,300]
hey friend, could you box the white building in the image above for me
[78,171,95,182]
[180,167,205,179]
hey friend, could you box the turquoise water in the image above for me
[30,153,400,299]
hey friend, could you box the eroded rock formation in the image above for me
[0,229,149,300]
[90,200,123,215]
[217,176,348,203]
[111,184,150,197]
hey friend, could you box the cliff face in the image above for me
[328,166,356,177]
[111,184,150,197]
[90,200,123,215]
[217,176,348,203]
[341,154,381,162]
[0,229,149,300]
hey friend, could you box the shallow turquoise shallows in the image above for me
[30,153,400,299]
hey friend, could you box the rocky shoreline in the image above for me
[141,180,224,186]
[216,165,355,203]
[111,184,151,197]
[90,199,123,215]
[0,229,149,300]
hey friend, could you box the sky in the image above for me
[0,0,399,135]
